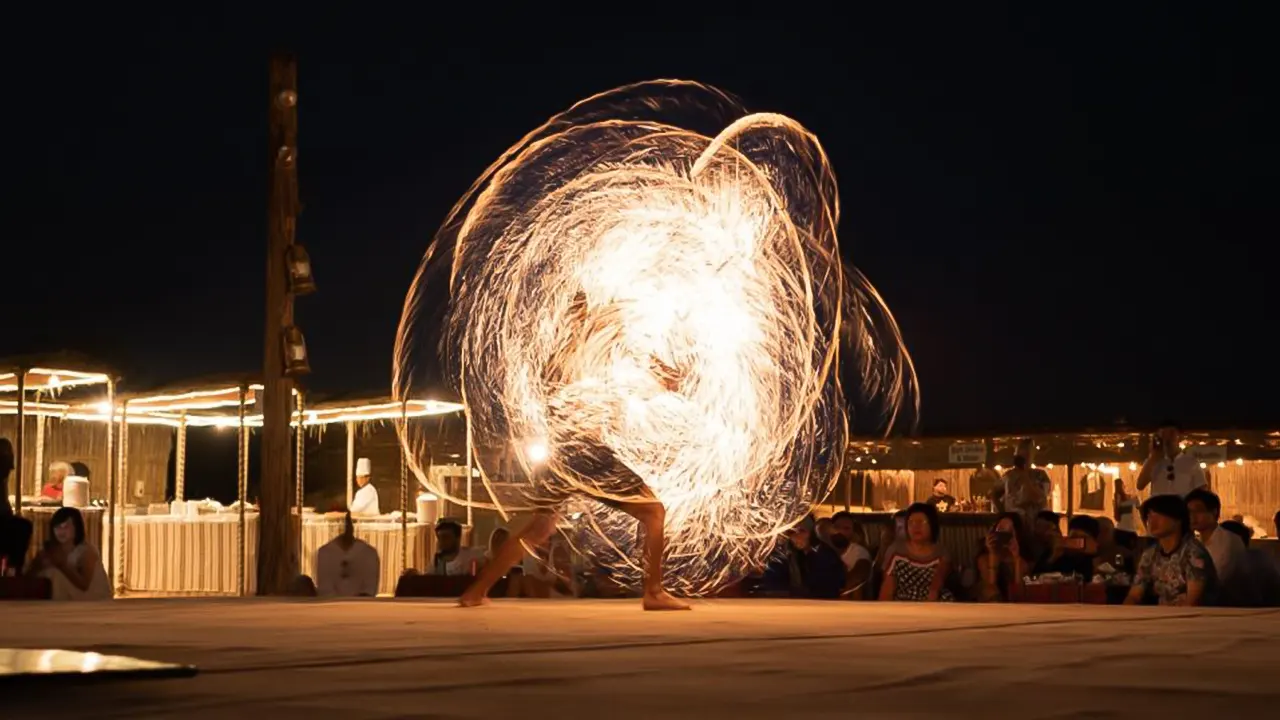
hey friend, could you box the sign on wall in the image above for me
[948,441,987,465]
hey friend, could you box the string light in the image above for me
[0,367,110,393]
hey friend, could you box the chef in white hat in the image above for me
[349,457,380,516]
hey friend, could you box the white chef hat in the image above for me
[355,458,371,476]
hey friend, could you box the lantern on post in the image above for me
[285,245,317,295]
[282,325,311,376]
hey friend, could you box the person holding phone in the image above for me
[1034,515,1102,581]
[1136,420,1207,498]
[975,512,1033,602]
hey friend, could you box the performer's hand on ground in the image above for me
[642,590,691,611]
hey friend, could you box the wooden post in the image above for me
[258,53,300,595]
[175,413,187,502]
[104,379,115,596]
[400,401,409,577]
[13,369,24,516]
[237,385,247,597]
[116,403,129,594]
[346,421,356,508]
[294,390,306,574]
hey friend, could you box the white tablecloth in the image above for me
[301,519,432,596]
[116,514,258,595]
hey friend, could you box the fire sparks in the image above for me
[395,80,916,595]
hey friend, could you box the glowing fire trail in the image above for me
[395,80,917,596]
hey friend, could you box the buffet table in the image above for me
[300,518,433,596]
[115,513,258,595]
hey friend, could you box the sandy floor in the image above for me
[3,599,1278,719]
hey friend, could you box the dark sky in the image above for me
[9,8,1275,435]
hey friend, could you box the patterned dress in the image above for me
[1134,536,1218,605]
[886,547,955,602]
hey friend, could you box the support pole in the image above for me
[346,421,355,508]
[14,369,25,516]
[237,384,248,597]
[465,421,474,529]
[104,379,115,596]
[33,413,45,494]
[294,390,305,574]
[400,401,409,578]
[258,52,300,596]
[115,402,129,595]
[175,413,187,502]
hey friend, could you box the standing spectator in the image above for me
[1136,420,1207,498]
[993,439,1052,527]
[1114,478,1138,532]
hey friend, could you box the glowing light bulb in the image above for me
[1235,458,1243,466]
[1129,462,1137,471]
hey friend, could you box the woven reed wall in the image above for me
[850,461,1279,532]
[0,416,172,504]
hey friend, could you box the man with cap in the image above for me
[349,457,380,516]
[41,461,73,501]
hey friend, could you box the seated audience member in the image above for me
[1219,520,1280,607]
[1125,494,1218,607]
[428,520,482,576]
[880,503,953,602]
[520,536,579,598]
[1186,488,1247,589]
[1035,515,1101,581]
[315,513,380,597]
[1031,510,1062,560]
[25,508,110,600]
[815,517,834,546]
[781,521,846,599]
[829,511,873,599]
[1093,516,1135,575]
[975,512,1034,602]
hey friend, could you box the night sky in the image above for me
[9,8,1274,437]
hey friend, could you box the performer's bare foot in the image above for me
[457,593,491,608]
[643,590,691,611]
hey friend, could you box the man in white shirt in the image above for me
[1186,489,1245,585]
[315,513,380,597]
[1136,421,1207,498]
[349,457,380,516]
